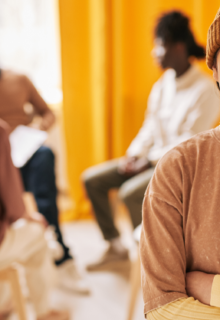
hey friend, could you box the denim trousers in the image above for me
[20,146,72,265]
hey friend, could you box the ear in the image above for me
[213,67,218,82]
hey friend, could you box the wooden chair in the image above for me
[0,265,27,320]
[0,192,37,320]
[126,224,142,320]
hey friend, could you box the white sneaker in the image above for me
[86,246,129,271]
[45,226,64,261]
[57,260,90,295]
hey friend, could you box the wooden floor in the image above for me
[51,217,145,320]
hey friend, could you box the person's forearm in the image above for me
[29,110,55,131]
[40,110,56,131]
[186,271,214,305]
[147,272,220,319]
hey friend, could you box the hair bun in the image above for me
[155,10,205,60]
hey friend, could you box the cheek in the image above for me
[213,68,219,82]
[217,66,220,82]
[162,52,172,64]
[216,54,220,81]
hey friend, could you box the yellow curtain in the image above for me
[59,0,220,220]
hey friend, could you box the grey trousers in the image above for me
[82,159,155,240]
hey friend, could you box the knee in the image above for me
[26,222,49,265]
[40,147,55,162]
[35,147,55,166]
[81,167,104,193]
[82,169,97,191]
[29,221,45,239]
[27,221,47,250]
[118,181,135,204]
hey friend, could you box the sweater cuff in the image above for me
[210,275,220,307]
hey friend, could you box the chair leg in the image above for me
[8,266,27,320]
[126,251,141,320]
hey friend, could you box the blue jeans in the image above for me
[20,146,72,265]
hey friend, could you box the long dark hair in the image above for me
[155,11,205,59]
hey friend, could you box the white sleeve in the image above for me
[126,112,154,158]
[149,82,220,164]
[126,80,162,158]
[180,82,220,135]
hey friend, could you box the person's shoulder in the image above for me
[193,66,216,88]
[1,69,30,85]
[153,69,175,93]
[190,67,220,105]
[154,69,175,86]
[149,69,175,99]
[150,129,217,197]
[2,69,24,79]
[0,119,10,138]
[158,129,217,170]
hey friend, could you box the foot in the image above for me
[38,310,69,320]
[86,245,129,271]
[45,226,64,261]
[57,260,90,295]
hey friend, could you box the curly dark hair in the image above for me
[155,11,205,59]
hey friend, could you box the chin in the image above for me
[159,63,167,70]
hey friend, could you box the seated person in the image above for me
[140,9,220,319]
[82,11,220,270]
[0,119,68,320]
[0,69,88,293]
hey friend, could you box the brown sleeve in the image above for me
[140,148,188,315]
[0,119,25,224]
[23,76,53,116]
